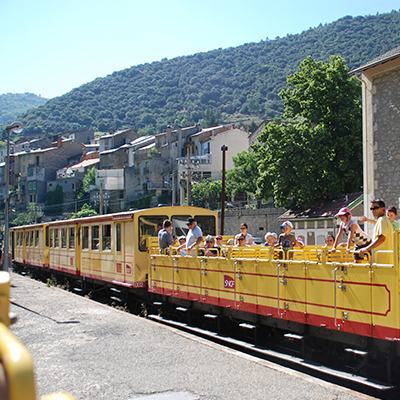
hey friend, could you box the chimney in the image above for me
[57,138,62,148]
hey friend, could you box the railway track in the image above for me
[147,313,396,400]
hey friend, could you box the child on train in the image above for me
[332,207,371,262]
[274,221,304,251]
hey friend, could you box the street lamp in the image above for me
[4,121,23,272]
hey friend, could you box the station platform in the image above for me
[9,273,374,400]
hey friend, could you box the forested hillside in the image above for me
[0,93,48,125]
[13,10,400,136]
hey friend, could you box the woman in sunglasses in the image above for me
[331,207,371,263]
[234,223,254,246]
[235,234,250,247]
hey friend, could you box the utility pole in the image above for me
[220,145,228,235]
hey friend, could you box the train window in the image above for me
[61,228,67,248]
[26,231,29,246]
[92,226,99,250]
[194,215,216,237]
[35,230,39,247]
[172,215,191,237]
[171,215,216,238]
[116,223,121,252]
[50,229,53,247]
[16,232,19,247]
[69,228,75,249]
[82,227,89,249]
[30,231,34,247]
[138,215,167,252]
[102,225,111,250]
[54,230,59,247]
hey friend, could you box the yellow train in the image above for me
[9,206,400,388]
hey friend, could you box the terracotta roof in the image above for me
[350,46,400,74]
[279,192,363,220]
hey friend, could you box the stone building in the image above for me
[13,138,85,210]
[351,46,400,236]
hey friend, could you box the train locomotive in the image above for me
[10,205,400,393]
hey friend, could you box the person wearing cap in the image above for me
[234,223,254,246]
[275,221,304,252]
[178,217,203,256]
[359,199,394,264]
[360,205,399,230]
[262,232,277,246]
[332,206,371,263]
[177,235,187,256]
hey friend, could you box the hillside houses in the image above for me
[0,123,251,218]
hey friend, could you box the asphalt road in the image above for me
[9,273,376,400]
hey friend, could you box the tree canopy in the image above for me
[7,11,400,137]
[254,55,362,208]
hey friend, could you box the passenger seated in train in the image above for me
[262,232,277,247]
[234,223,254,246]
[203,235,220,257]
[235,234,250,247]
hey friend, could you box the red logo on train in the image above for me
[224,275,235,289]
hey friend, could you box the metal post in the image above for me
[187,146,191,206]
[220,145,228,235]
[100,182,103,215]
[171,172,175,206]
[4,121,23,272]
[4,129,10,272]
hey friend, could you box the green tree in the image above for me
[11,203,44,226]
[255,55,362,208]
[192,178,225,209]
[203,108,219,128]
[226,148,260,197]
[69,203,97,219]
[45,184,64,215]
[77,166,97,205]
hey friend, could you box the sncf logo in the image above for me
[224,275,235,289]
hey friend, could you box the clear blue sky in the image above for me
[1,0,399,99]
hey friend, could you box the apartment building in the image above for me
[13,138,85,210]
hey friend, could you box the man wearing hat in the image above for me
[178,217,203,256]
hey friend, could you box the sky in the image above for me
[1,0,399,100]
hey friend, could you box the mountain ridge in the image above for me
[9,10,400,137]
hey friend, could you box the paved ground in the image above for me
[9,273,376,400]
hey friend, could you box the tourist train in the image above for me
[9,205,400,390]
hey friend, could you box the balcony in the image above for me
[177,154,212,165]
[27,166,45,181]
